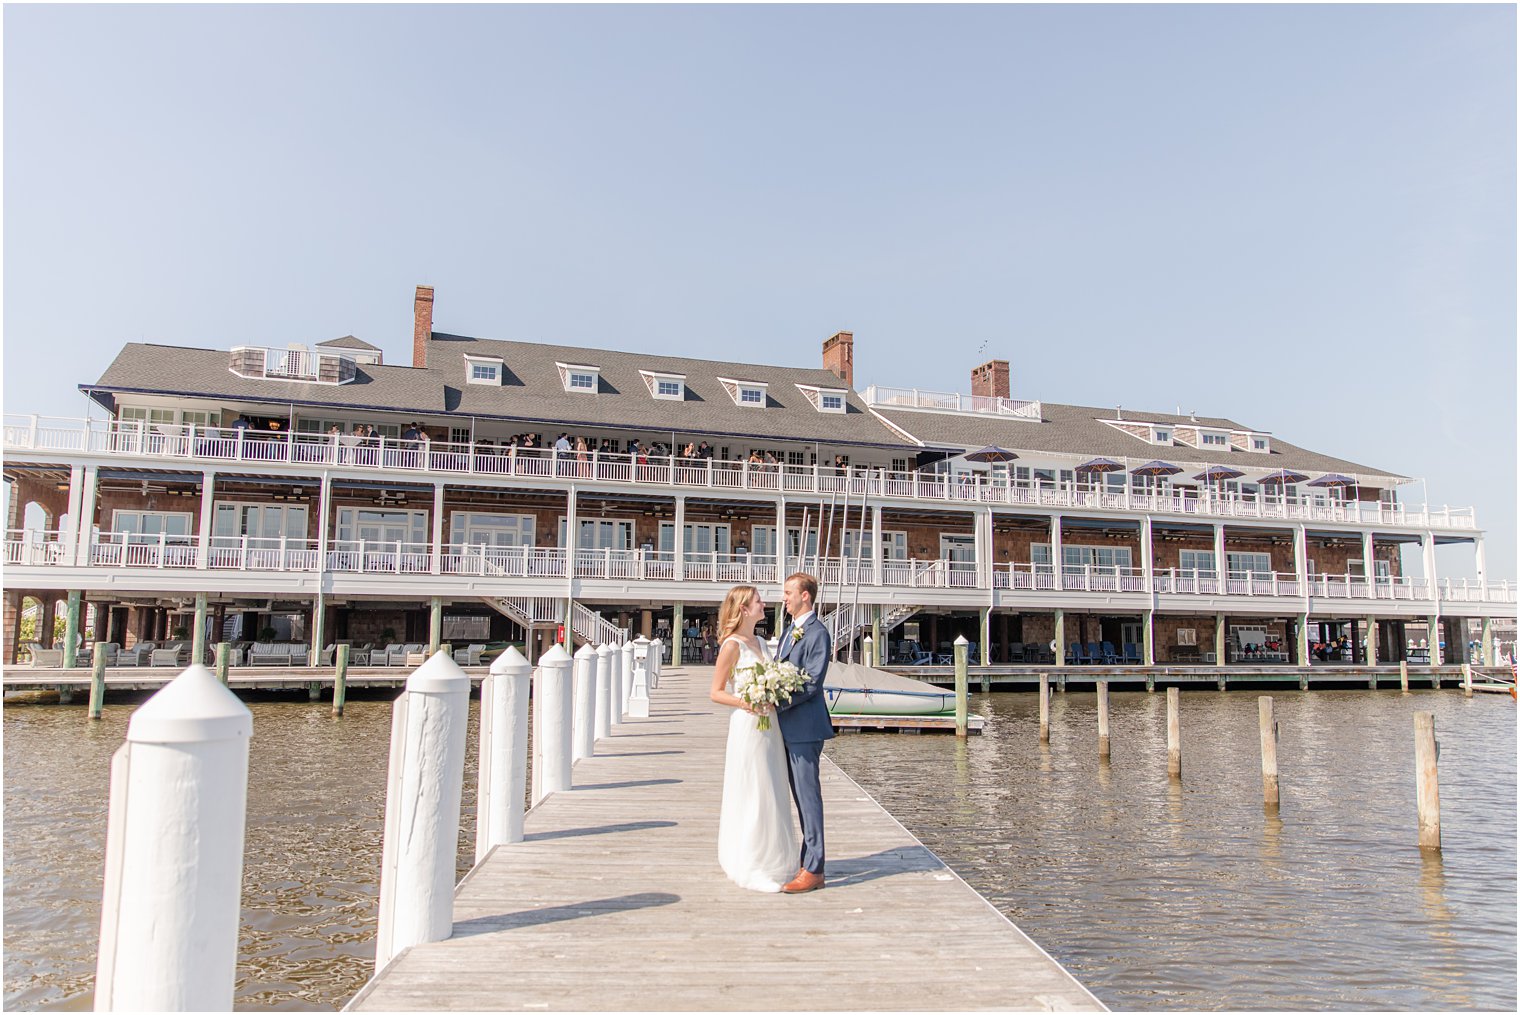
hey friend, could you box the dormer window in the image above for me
[795,383,849,414]
[465,354,503,386]
[718,376,769,408]
[557,362,601,394]
[1251,437,1269,452]
[1201,431,1229,447]
[639,369,686,401]
[1152,427,1172,444]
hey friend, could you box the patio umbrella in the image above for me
[1194,465,1244,482]
[1130,460,1183,477]
[1259,469,1309,485]
[1308,473,1356,488]
[1075,457,1125,474]
[961,446,1019,464]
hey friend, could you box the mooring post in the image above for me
[63,589,82,669]
[1461,662,1473,698]
[1259,696,1280,808]
[1097,679,1111,758]
[532,644,574,804]
[1145,674,1155,693]
[477,647,530,863]
[648,636,663,691]
[375,652,471,969]
[1400,659,1409,694]
[572,643,596,761]
[1414,711,1441,850]
[629,638,652,718]
[215,642,230,686]
[624,639,643,719]
[953,635,969,738]
[94,665,252,1011]
[863,634,873,670]
[427,596,443,655]
[332,644,350,717]
[594,643,613,741]
[1166,686,1181,778]
[88,641,108,720]
[1038,673,1050,744]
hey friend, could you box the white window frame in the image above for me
[112,509,194,543]
[1201,431,1229,447]
[556,361,602,394]
[718,376,769,408]
[639,369,687,401]
[558,516,636,550]
[1179,549,1216,573]
[1152,427,1172,444]
[465,355,503,386]
[659,522,731,555]
[336,507,428,545]
[794,382,849,414]
[1249,437,1270,453]
[213,502,308,543]
[1227,551,1273,576]
[451,511,536,549]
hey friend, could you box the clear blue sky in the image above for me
[4,4,1514,580]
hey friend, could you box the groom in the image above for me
[775,572,835,893]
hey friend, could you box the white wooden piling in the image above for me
[1166,686,1181,778]
[1414,711,1441,850]
[1259,696,1280,808]
[1038,673,1050,744]
[629,636,649,718]
[88,641,107,720]
[648,636,662,689]
[476,647,530,864]
[1461,662,1473,698]
[375,652,471,969]
[1400,659,1409,694]
[862,634,873,670]
[94,665,252,1012]
[572,644,596,762]
[532,644,574,804]
[594,643,613,741]
[628,638,652,719]
[620,640,637,719]
[1097,679,1111,758]
[953,635,969,738]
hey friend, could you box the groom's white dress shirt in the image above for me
[787,610,815,637]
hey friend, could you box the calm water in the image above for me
[3,687,1515,1010]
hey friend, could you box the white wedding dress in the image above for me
[717,636,799,892]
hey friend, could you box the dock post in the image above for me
[629,639,652,718]
[376,652,470,969]
[648,636,663,690]
[953,635,968,738]
[1258,696,1280,808]
[594,644,613,741]
[532,644,574,803]
[1145,674,1155,693]
[332,644,349,717]
[428,596,443,655]
[1038,673,1050,744]
[1217,676,1227,692]
[215,641,230,686]
[1400,659,1409,694]
[1298,671,1309,691]
[618,640,634,720]
[1097,679,1110,758]
[627,637,646,718]
[1166,686,1181,778]
[871,609,882,666]
[572,644,596,761]
[1461,662,1473,698]
[1414,711,1441,850]
[88,641,108,720]
[191,592,208,666]
[863,635,874,670]
[1053,609,1066,669]
[94,665,251,1011]
[1057,672,1067,693]
[63,589,82,669]
[477,647,531,863]
[308,682,321,701]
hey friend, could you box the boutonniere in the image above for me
[791,626,805,644]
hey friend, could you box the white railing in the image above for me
[2,414,1483,532]
[571,602,627,646]
[863,385,1043,419]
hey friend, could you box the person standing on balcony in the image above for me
[555,433,571,454]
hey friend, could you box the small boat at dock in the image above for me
[824,661,957,716]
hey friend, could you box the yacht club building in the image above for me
[4,285,1512,669]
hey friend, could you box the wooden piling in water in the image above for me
[88,641,107,720]
[953,636,969,738]
[1166,686,1181,778]
[1414,711,1441,850]
[333,644,350,717]
[215,642,230,685]
[1461,663,1473,698]
[1038,673,1050,744]
[1400,660,1409,694]
[1258,696,1279,808]
[1096,679,1110,758]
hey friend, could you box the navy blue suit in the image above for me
[776,613,834,875]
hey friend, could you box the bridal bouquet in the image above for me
[733,659,809,731]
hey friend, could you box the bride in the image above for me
[710,584,798,892]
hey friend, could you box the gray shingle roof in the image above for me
[873,403,1406,482]
[317,335,381,351]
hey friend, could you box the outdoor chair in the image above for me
[288,643,310,666]
[1006,642,1025,663]
[319,644,336,666]
[28,648,65,667]
[1084,641,1102,665]
[1122,642,1143,665]
[452,643,485,667]
[249,643,290,666]
[116,643,155,667]
[149,647,183,667]
[1099,641,1119,665]
[379,643,405,666]
[1065,644,1080,665]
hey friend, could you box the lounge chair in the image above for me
[1006,642,1024,664]
[386,643,423,667]
[1099,641,1119,665]
[149,647,183,667]
[453,643,485,666]
[116,643,155,667]
[29,648,64,667]
[1122,642,1143,665]
[288,643,310,666]
[249,643,290,666]
[319,644,336,666]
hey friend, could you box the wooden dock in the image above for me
[347,667,1103,1012]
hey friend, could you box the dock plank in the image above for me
[348,667,1102,1012]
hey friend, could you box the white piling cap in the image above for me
[954,634,969,645]
[596,643,613,656]
[574,643,596,659]
[406,649,471,693]
[633,635,650,646]
[863,634,874,643]
[127,665,252,744]
[490,645,530,676]
[539,643,572,668]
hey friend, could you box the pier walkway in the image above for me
[347,667,1103,1012]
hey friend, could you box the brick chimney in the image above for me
[412,285,435,368]
[822,330,854,388]
[971,359,1010,400]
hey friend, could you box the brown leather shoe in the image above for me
[781,869,824,894]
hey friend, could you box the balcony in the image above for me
[228,346,358,384]
[8,529,1515,605]
[863,385,1043,420]
[2,414,1482,531]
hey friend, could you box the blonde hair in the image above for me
[717,585,758,643]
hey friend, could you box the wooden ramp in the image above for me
[348,667,1103,1012]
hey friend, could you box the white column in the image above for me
[63,465,85,565]
[616,641,632,719]
[594,644,613,740]
[871,502,883,586]
[476,647,530,862]
[75,465,99,566]
[1143,608,1156,665]
[775,496,787,575]
[315,473,332,566]
[1214,523,1228,590]
[626,637,645,716]
[572,643,596,761]
[1050,513,1063,589]
[565,487,578,579]
[196,471,217,569]
[1292,524,1308,585]
[1422,530,1439,602]
[428,480,443,574]
[1474,534,1487,589]
[1361,530,1376,591]
[95,666,251,1012]
[375,653,470,969]
[1140,516,1155,589]
[674,495,686,580]
[531,644,573,803]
